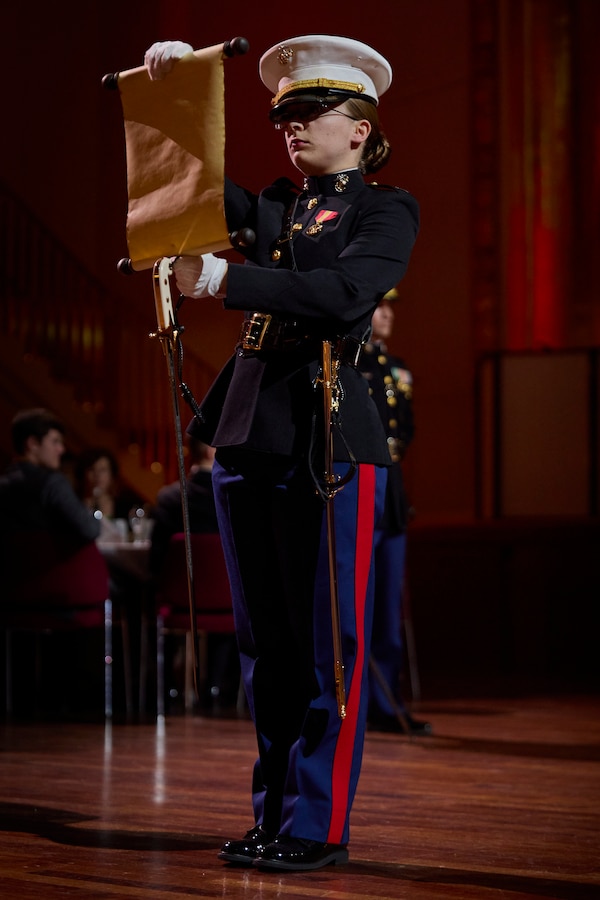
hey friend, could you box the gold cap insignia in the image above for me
[277,45,294,66]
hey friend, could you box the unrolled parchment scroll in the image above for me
[116,44,230,271]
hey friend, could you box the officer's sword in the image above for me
[321,340,347,719]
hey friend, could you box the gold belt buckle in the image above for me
[241,312,272,351]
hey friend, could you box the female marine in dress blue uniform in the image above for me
[145,34,419,871]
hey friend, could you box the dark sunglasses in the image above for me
[270,100,356,129]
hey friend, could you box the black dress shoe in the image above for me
[254,835,349,871]
[368,712,433,736]
[218,825,274,865]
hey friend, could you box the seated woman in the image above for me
[74,447,144,541]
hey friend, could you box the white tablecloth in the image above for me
[97,540,152,583]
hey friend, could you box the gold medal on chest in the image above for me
[305,222,323,236]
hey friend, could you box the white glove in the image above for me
[173,254,228,299]
[144,40,194,80]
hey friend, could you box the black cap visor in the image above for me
[269,89,375,126]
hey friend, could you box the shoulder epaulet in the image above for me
[367,182,408,193]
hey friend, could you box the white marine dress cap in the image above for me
[259,34,392,114]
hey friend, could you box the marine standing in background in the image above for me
[359,291,432,736]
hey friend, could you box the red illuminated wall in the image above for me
[2,0,598,521]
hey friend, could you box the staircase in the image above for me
[0,181,217,501]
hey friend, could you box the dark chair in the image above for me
[2,532,114,719]
[154,532,242,718]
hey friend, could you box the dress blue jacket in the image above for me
[189,169,419,466]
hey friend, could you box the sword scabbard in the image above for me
[322,340,347,719]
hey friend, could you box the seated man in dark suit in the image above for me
[149,438,218,575]
[0,408,103,715]
[0,407,99,546]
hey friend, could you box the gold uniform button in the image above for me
[272,249,282,261]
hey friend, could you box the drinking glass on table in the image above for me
[130,506,153,542]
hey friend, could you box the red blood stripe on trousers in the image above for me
[328,463,376,843]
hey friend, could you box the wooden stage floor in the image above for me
[0,694,599,899]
